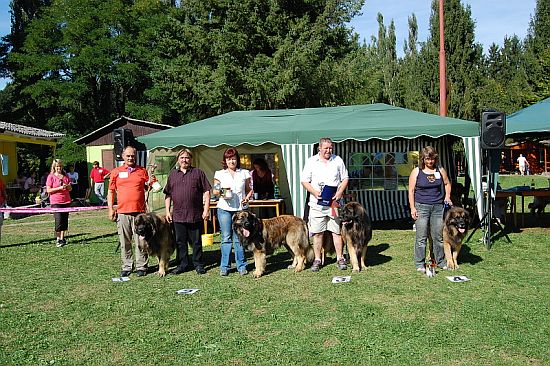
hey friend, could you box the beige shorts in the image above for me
[308,206,340,234]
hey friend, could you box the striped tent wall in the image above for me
[281,144,313,218]
[332,137,458,222]
[463,136,483,219]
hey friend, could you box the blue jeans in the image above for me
[217,208,247,273]
[414,202,445,268]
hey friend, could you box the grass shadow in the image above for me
[365,243,392,267]
[459,244,483,266]
[0,232,117,248]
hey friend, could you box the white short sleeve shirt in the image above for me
[214,168,251,211]
[301,154,349,208]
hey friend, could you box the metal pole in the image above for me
[439,0,447,117]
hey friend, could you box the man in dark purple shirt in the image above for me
[164,148,211,274]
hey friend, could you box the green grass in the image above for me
[1,209,549,365]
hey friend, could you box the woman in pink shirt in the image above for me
[46,159,72,247]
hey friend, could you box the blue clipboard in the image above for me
[318,185,337,206]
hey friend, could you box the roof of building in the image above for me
[0,121,65,140]
[74,116,173,145]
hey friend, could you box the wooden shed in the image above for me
[74,116,172,202]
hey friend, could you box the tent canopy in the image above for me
[506,97,550,135]
[139,103,480,149]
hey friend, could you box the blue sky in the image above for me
[0,0,538,90]
[350,0,537,55]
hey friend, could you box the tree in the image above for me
[145,0,363,124]
[426,0,484,120]
[7,0,162,133]
[478,36,533,113]
[525,0,550,99]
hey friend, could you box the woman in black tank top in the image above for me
[408,146,452,272]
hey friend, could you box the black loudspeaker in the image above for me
[480,111,506,149]
[113,128,134,161]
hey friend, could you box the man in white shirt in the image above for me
[301,137,349,272]
[517,154,529,176]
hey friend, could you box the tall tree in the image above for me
[146,0,363,124]
[478,36,533,113]
[8,0,161,132]
[419,0,484,120]
[525,0,550,99]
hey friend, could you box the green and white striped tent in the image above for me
[139,104,483,220]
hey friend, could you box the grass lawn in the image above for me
[1,191,549,365]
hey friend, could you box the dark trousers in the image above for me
[51,203,70,232]
[173,221,203,270]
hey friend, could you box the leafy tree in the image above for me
[7,0,161,133]
[525,0,550,99]
[424,0,484,120]
[478,36,533,113]
[145,0,363,124]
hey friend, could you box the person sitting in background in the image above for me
[40,171,49,188]
[251,157,274,200]
[14,172,26,188]
[24,172,39,193]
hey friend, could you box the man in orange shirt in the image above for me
[108,146,150,277]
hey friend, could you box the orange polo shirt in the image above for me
[109,165,148,214]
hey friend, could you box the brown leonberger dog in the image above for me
[232,211,313,278]
[339,202,373,272]
[442,206,470,270]
[134,212,176,277]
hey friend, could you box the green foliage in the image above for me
[54,135,86,165]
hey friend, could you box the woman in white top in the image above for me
[213,147,253,276]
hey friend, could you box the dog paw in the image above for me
[157,271,166,277]
[352,267,361,273]
[253,271,263,278]
[287,264,296,269]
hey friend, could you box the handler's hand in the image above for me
[202,210,210,221]
[410,207,418,220]
[108,208,117,222]
[165,212,172,223]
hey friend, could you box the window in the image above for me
[347,151,419,190]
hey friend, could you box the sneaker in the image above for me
[220,270,229,277]
[337,257,347,270]
[195,267,206,275]
[120,270,131,277]
[136,270,147,277]
[416,267,426,273]
[56,239,63,247]
[239,269,248,276]
[311,259,322,272]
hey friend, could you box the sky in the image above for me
[350,0,537,56]
[0,0,538,90]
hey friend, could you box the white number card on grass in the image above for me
[176,288,199,295]
[332,276,351,284]
[446,276,471,283]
